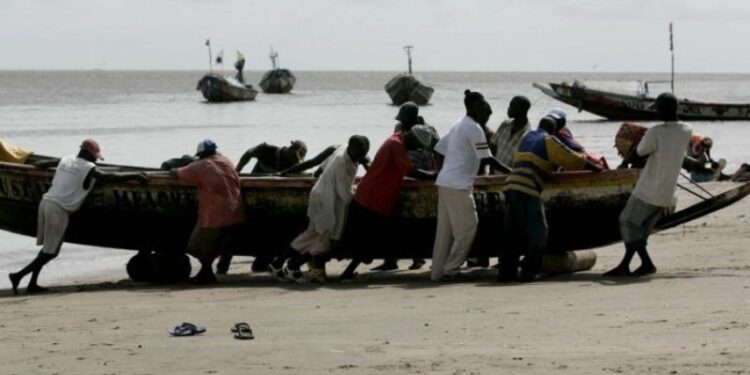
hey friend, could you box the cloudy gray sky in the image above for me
[1,0,748,72]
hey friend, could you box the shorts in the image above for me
[36,199,70,255]
[187,224,240,261]
[619,195,669,244]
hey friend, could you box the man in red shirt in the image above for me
[339,125,435,280]
[175,140,247,284]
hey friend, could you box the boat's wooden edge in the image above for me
[0,161,639,190]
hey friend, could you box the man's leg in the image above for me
[632,206,665,276]
[9,251,57,295]
[431,187,454,281]
[605,196,642,276]
[498,192,523,282]
[215,254,232,275]
[442,188,478,278]
[519,196,547,282]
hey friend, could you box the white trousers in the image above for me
[431,186,478,280]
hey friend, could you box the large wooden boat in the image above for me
[196,73,258,102]
[385,46,434,106]
[534,82,750,121]
[1,159,747,264]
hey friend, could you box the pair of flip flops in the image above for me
[168,322,206,337]
[230,322,255,340]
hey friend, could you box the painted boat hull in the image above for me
[385,74,434,106]
[534,82,750,121]
[2,161,746,260]
[196,73,258,102]
[259,69,296,94]
[0,161,638,259]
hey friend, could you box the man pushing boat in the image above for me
[175,140,247,284]
[605,93,692,277]
[9,139,149,295]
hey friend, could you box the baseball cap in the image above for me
[80,139,103,160]
[195,139,218,155]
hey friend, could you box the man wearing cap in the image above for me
[499,117,602,282]
[490,96,532,170]
[430,90,510,282]
[605,93,692,277]
[339,125,436,280]
[9,139,149,294]
[175,140,247,284]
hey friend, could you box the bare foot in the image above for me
[603,266,632,277]
[9,273,21,295]
[632,264,657,277]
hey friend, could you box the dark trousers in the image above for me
[499,190,548,279]
[340,200,392,276]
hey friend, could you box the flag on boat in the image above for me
[236,50,245,63]
[205,39,210,46]
[216,50,223,64]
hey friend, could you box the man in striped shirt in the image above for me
[490,96,532,170]
[430,90,509,281]
[498,116,602,282]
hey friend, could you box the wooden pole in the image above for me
[404,45,413,74]
[670,22,674,93]
[206,39,213,73]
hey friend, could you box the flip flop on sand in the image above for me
[231,322,254,340]
[168,322,206,337]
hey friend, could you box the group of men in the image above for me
[8,89,694,293]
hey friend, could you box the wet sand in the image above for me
[1,183,749,374]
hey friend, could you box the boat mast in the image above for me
[669,22,674,93]
[269,46,279,70]
[404,45,413,74]
[205,39,213,72]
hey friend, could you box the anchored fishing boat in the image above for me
[533,81,750,121]
[534,23,750,121]
[384,45,434,106]
[196,40,258,102]
[0,157,747,281]
[259,47,296,94]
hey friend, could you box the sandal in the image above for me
[168,322,206,337]
[231,322,254,340]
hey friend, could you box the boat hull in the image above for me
[0,162,642,259]
[385,74,434,106]
[196,73,258,102]
[260,69,296,94]
[534,82,750,121]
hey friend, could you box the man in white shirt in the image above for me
[431,90,508,282]
[605,93,692,277]
[490,96,531,169]
[9,140,148,294]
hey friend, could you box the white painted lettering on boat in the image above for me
[110,189,195,209]
[0,177,50,201]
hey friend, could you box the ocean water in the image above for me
[1,70,750,288]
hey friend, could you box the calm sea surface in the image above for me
[1,70,750,287]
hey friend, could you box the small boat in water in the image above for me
[0,157,747,280]
[259,47,296,94]
[197,73,258,102]
[385,46,434,106]
[534,81,750,121]
[197,41,258,102]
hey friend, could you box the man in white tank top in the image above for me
[9,139,148,294]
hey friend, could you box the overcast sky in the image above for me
[2,0,749,72]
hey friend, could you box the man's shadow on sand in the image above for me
[0,268,736,299]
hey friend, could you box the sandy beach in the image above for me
[1,183,749,375]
